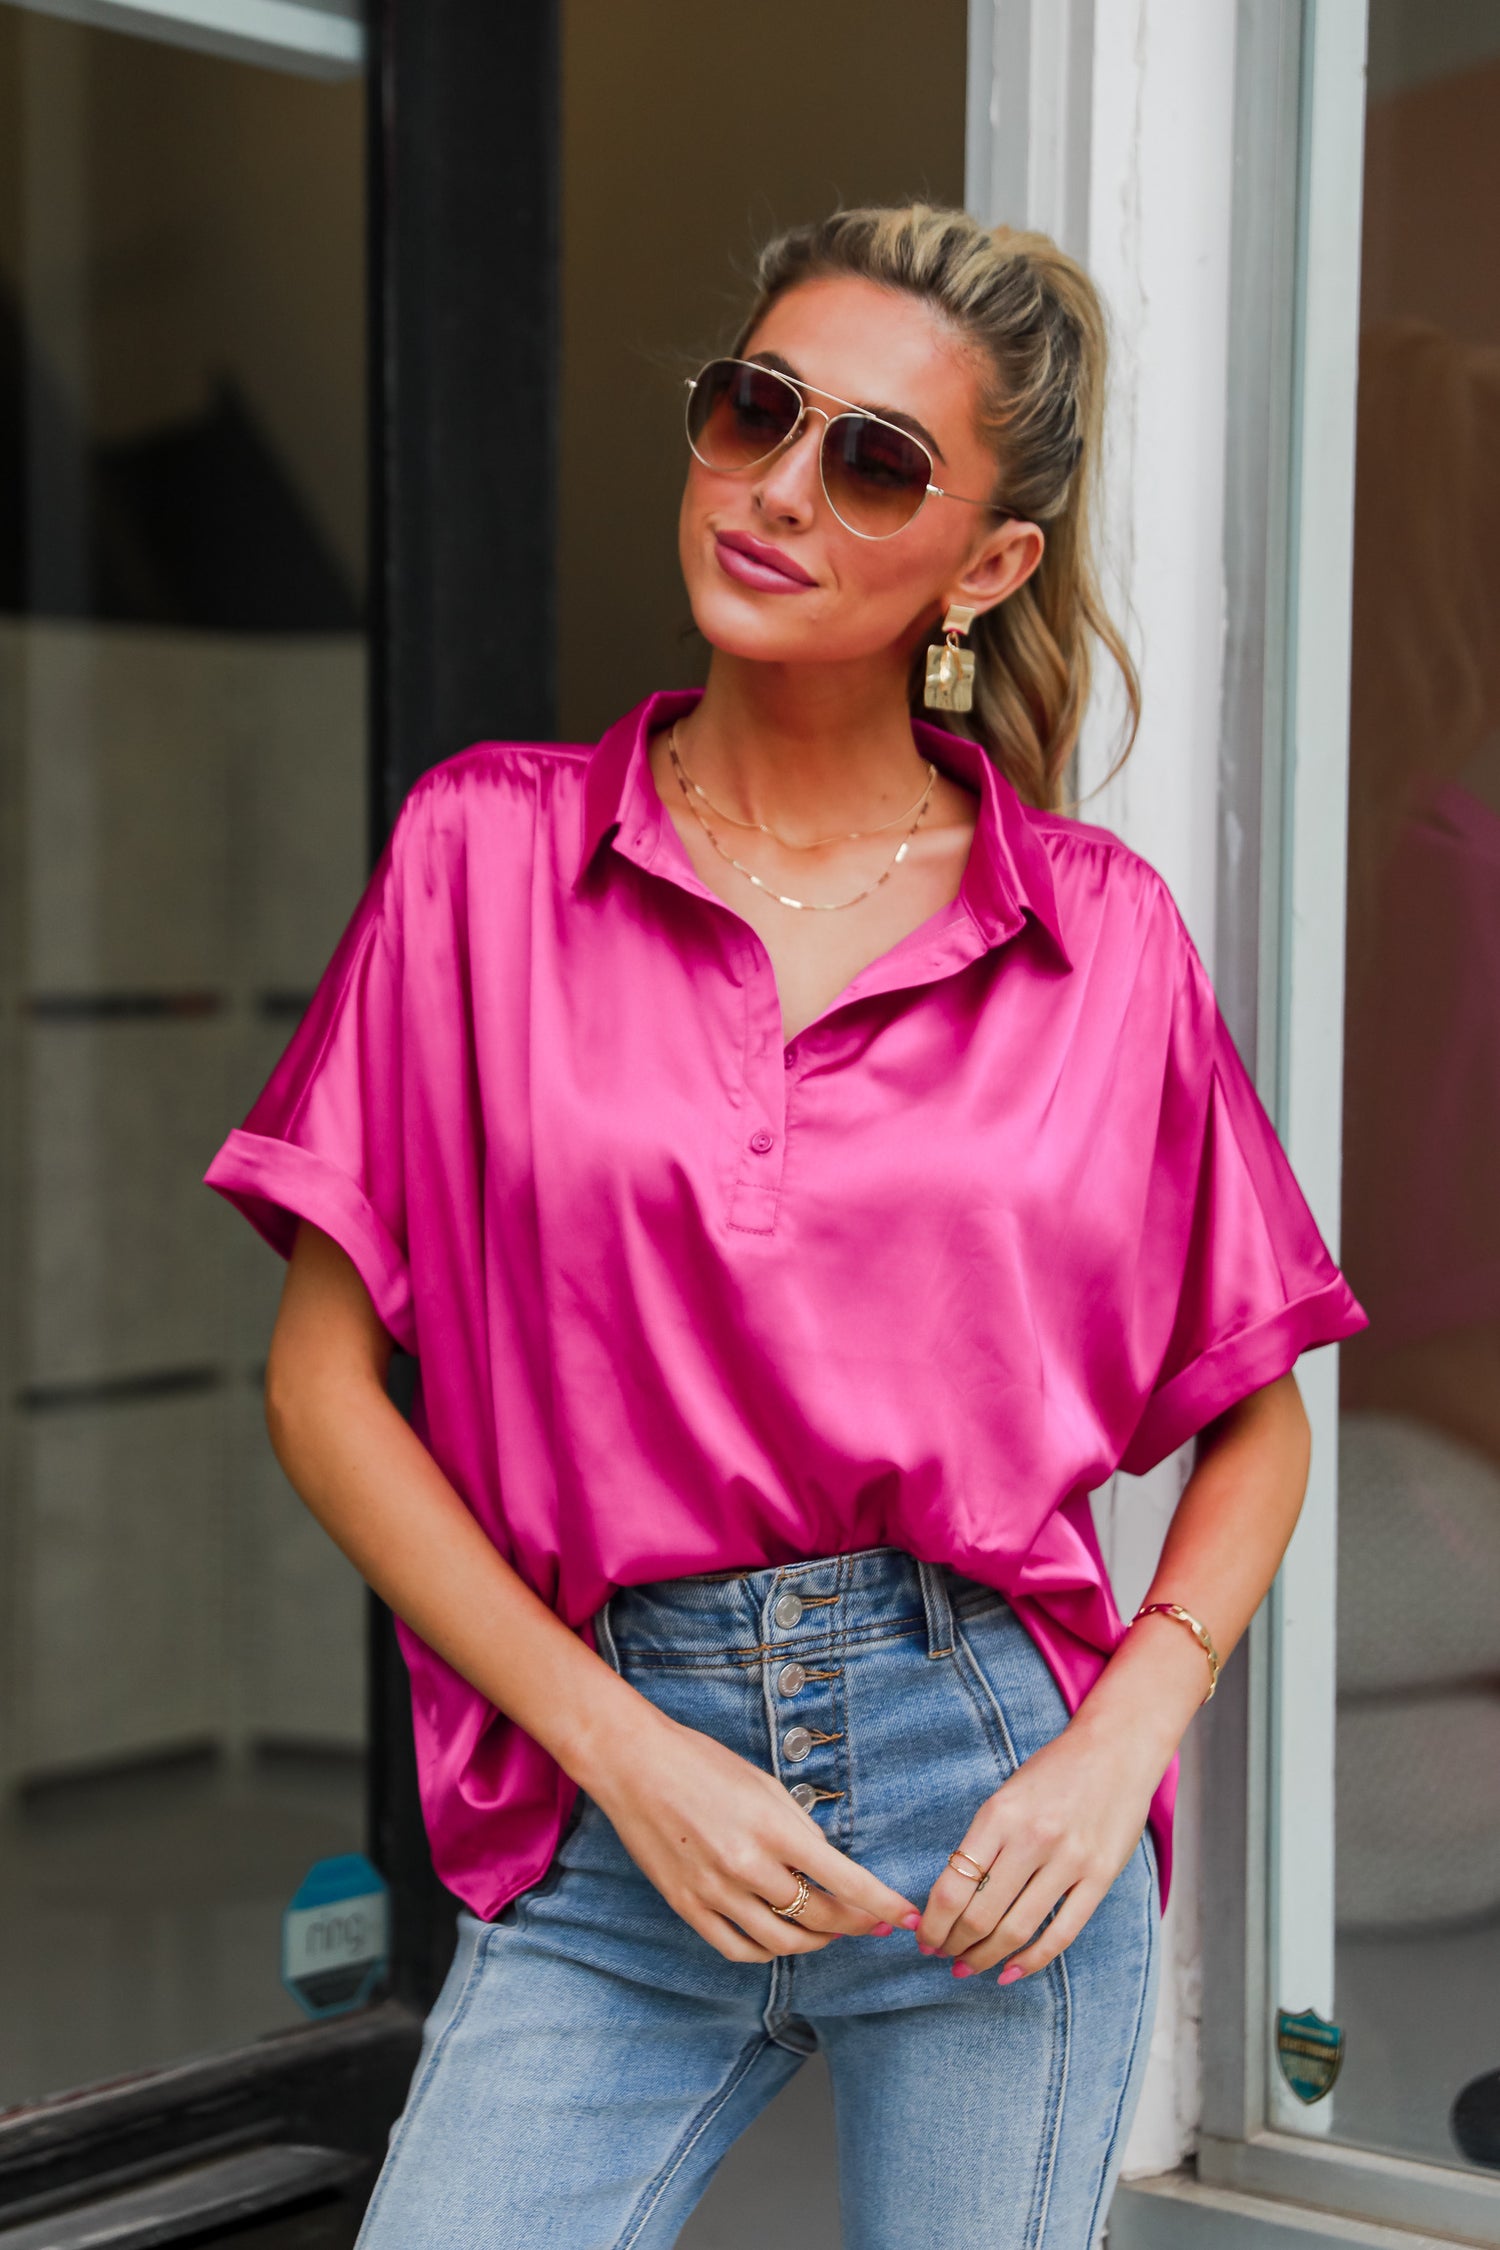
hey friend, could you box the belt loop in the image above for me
[591,1593,624,1676]
[918,1558,955,1660]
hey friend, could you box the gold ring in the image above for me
[770,1871,811,1921]
[947,1850,988,1882]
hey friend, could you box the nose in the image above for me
[752,406,828,528]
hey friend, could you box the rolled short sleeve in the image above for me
[1118,939,1369,1477]
[203,810,416,1354]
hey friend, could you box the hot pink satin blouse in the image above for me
[204,687,1368,1915]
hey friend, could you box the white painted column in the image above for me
[967,0,1243,2177]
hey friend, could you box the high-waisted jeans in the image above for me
[354,1544,1161,2249]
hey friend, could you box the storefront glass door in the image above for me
[0,1,371,2105]
[1331,0,1500,2178]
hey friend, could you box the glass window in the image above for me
[0,7,369,2104]
[1333,0,1500,2179]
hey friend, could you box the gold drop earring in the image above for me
[923,603,977,713]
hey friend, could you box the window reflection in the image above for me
[0,9,369,2106]
[1335,15,1500,2169]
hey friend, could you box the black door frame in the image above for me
[0,3,559,2238]
[369,0,560,2027]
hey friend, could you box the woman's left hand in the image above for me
[914,1718,1162,1982]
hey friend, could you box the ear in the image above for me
[945,517,1045,621]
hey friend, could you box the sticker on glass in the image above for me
[282,1852,391,2019]
[1275,2007,1344,2104]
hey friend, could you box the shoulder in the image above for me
[1026,807,1199,974]
[383,738,592,878]
[1028,803,1170,892]
[398,738,592,826]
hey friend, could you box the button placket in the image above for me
[726,939,789,1234]
[765,1574,849,1833]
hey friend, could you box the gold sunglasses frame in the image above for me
[683,357,1010,542]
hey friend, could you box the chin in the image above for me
[679,516,935,678]
[684,568,913,675]
[686,588,820,667]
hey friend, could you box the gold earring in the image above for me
[923,604,977,713]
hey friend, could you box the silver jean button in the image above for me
[789,1782,819,1810]
[782,1726,814,1762]
[773,1592,804,1630]
[777,1661,807,1697]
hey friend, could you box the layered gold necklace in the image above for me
[666,724,937,913]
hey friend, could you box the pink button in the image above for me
[749,1129,775,1155]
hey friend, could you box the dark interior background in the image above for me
[557,0,968,743]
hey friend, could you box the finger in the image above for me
[954,1865,1068,1973]
[920,1840,1033,1956]
[729,1823,898,1939]
[967,1872,1097,1980]
[749,1864,860,1940]
[722,1883,839,1957]
[915,1814,1016,1952]
[793,1831,921,1936]
[938,1852,1041,1962]
[689,1901,776,1963]
[767,1867,899,1940]
[993,1880,1104,1983]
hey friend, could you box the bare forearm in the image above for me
[1072,1369,1312,1776]
[266,1363,666,1797]
[263,1224,922,1960]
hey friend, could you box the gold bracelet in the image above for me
[1131,1601,1221,1702]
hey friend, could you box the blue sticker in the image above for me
[1276,2007,1344,2104]
[282,1853,390,2019]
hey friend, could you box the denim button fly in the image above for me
[773,1592,804,1629]
[777,1661,807,1696]
[783,1727,814,1762]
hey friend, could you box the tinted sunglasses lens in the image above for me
[821,414,931,536]
[687,360,801,471]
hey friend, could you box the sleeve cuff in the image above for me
[204,1126,416,1355]
[1118,1271,1369,1477]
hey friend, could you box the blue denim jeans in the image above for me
[355,1545,1160,2248]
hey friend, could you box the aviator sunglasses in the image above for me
[684,356,1010,542]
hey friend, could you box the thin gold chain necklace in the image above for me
[667,724,935,913]
[670,732,937,849]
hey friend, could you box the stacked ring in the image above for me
[771,1871,812,1921]
[947,1849,988,1882]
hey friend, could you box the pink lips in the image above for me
[714,531,817,594]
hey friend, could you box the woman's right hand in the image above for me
[586,1705,920,1961]
[265,1225,913,1962]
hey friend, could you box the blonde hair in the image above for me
[732,204,1140,812]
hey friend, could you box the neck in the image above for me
[676,649,938,833]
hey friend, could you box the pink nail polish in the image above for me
[998,1964,1025,1986]
[917,1942,935,1956]
[870,1920,894,1936]
[899,1912,921,1930]
[951,1961,973,1978]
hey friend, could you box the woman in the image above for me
[205,206,1366,2247]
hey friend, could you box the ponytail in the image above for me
[733,206,1139,812]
